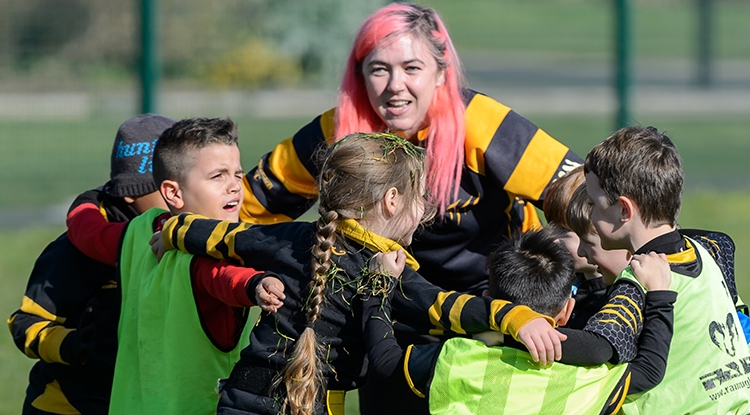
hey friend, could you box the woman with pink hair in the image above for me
[238,3,582,413]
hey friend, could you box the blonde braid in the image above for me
[280,209,339,415]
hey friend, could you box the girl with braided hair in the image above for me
[159,132,565,415]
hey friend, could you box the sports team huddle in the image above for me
[9,3,750,415]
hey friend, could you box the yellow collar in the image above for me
[337,219,420,271]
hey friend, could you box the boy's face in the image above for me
[585,172,627,250]
[560,230,598,276]
[577,231,630,285]
[179,143,244,221]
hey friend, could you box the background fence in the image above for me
[1,0,749,413]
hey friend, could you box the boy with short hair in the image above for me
[584,125,750,413]
[542,165,608,329]
[65,117,283,415]
[403,226,676,415]
[8,114,175,415]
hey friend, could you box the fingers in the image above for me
[149,231,166,262]
[264,278,286,300]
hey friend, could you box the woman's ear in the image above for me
[160,180,184,210]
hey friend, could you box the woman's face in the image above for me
[362,34,445,140]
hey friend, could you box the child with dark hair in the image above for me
[157,132,566,415]
[584,125,750,413]
[542,165,607,329]
[64,117,284,415]
[8,114,175,415]
[404,226,676,415]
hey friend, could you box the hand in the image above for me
[516,317,567,367]
[473,331,505,347]
[60,298,99,365]
[369,250,405,278]
[631,252,671,291]
[149,231,167,262]
[255,276,285,313]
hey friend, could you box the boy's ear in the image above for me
[555,298,576,327]
[618,195,637,223]
[160,180,184,210]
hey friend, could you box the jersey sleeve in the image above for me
[239,110,336,224]
[462,90,583,203]
[584,277,646,363]
[357,289,404,380]
[191,258,263,307]
[67,202,126,266]
[7,235,106,365]
[391,268,554,341]
[161,213,554,341]
[628,290,677,394]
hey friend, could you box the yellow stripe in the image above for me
[267,138,318,197]
[666,240,697,264]
[23,321,47,359]
[31,380,81,414]
[161,215,178,250]
[428,291,450,335]
[610,372,631,414]
[505,129,569,200]
[325,390,345,415]
[598,319,623,327]
[20,296,66,324]
[448,294,473,335]
[239,175,294,224]
[321,108,337,144]
[599,306,636,332]
[489,300,506,331]
[98,200,108,222]
[612,294,643,322]
[205,220,229,260]
[225,222,254,265]
[403,345,426,398]
[500,305,555,340]
[463,94,511,174]
[38,325,72,364]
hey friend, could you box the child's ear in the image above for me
[556,298,576,327]
[383,187,400,217]
[618,195,637,223]
[160,180,184,210]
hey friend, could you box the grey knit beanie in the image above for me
[105,114,176,198]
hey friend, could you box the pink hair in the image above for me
[335,3,466,214]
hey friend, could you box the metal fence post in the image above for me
[614,0,631,129]
[140,0,159,114]
[696,0,714,87]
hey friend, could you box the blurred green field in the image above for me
[2,1,750,413]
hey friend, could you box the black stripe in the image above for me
[293,115,328,177]
[484,110,539,182]
[247,153,317,218]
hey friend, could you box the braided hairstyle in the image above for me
[279,132,430,415]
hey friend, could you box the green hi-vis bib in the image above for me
[620,238,750,415]
[429,338,628,415]
[111,208,245,415]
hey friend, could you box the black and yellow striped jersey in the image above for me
[240,89,583,295]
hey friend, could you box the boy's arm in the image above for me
[67,202,125,266]
[8,235,103,365]
[191,258,266,307]
[580,279,646,364]
[627,290,676,393]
